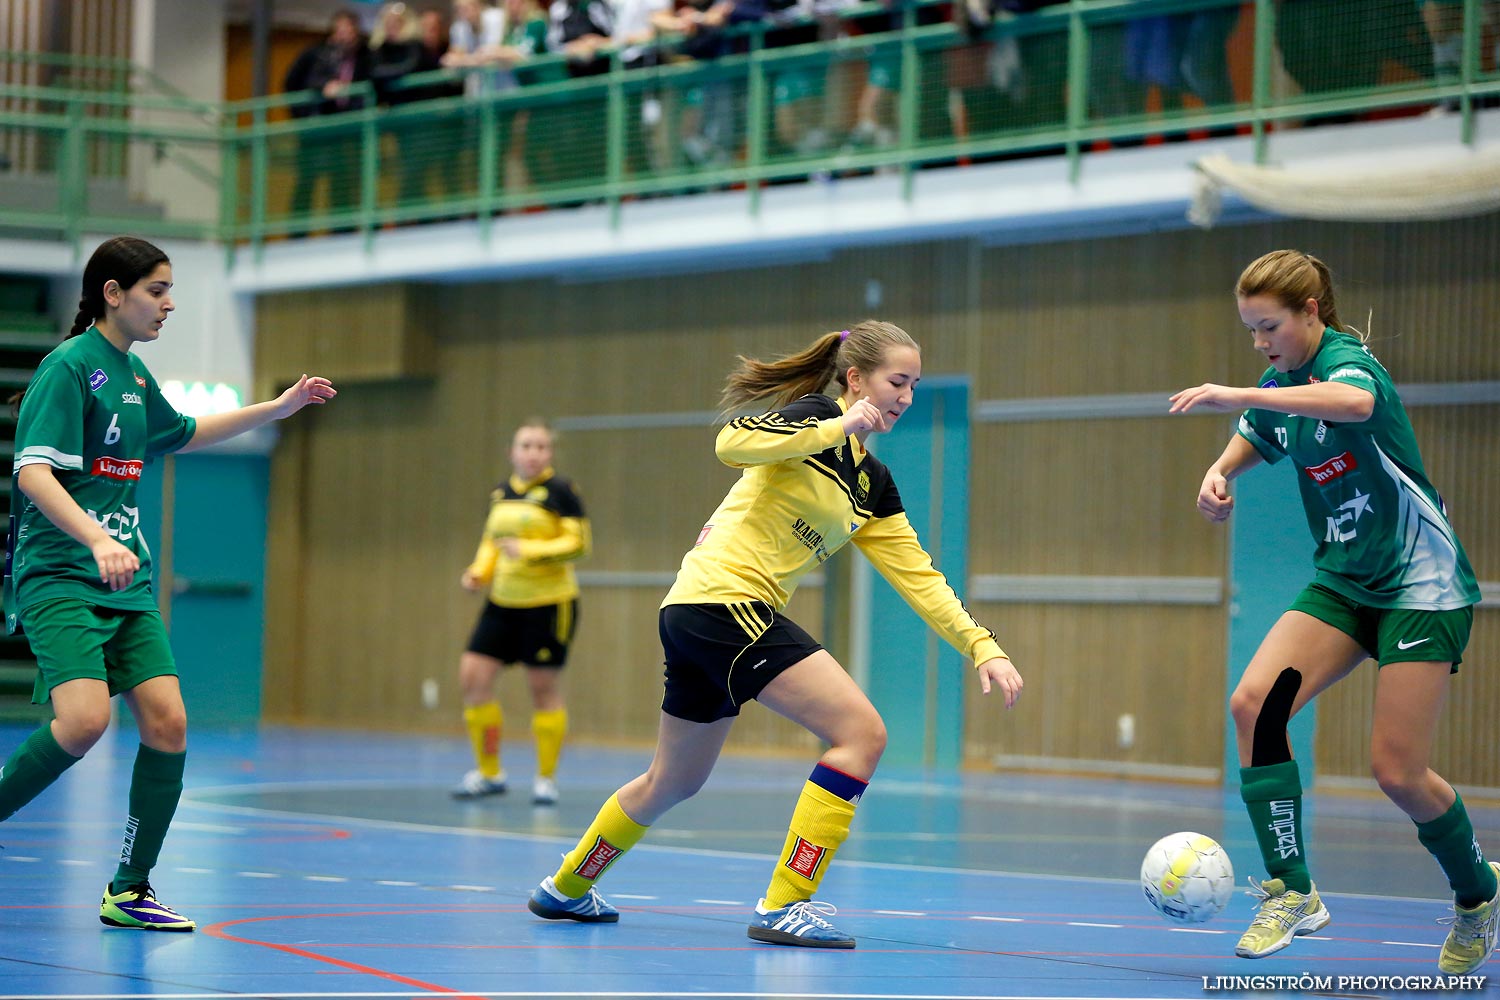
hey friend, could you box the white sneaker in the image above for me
[451,769,507,799]
[532,776,559,805]
[1439,862,1500,974]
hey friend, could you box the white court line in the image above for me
[448,884,495,892]
[1065,922,1120,928]
[875,910,926,916]
[1381,940,1441,949]
[611,893,658,900]
[178,782,1462,904]
[373,879,418,886]
[237,871,279,879]
[692,898,744,906]
[1168,927,1226,935]
[304,875,347,883]
[969,916,1022,922]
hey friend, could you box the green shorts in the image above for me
[1290,582,1472,670]
[19,598,177,704]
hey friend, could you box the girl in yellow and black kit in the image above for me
[454,419,589,806]
[525,320,1023,948]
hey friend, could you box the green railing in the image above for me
[1,0,1496,255]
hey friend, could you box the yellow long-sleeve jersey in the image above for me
[467,468,590,608]
[663,394,1004,666]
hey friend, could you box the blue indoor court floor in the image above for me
[0,722,1495,1000]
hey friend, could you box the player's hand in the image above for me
[276,374,337,418]
[460,569,484,592]
[841,396,887,437]
[1197,469,1234,523]
[1168,383,1242,415]
[976,655,1022,708]
[91,537,140,592]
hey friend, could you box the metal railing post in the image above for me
[478,92,499,242]
[1460,0,1480,145]
[607,50,626,230]
[1251,0,1274,164]
[1065,1,1088,185]
[250,105,269,261]
[746,27,767,218]
[899,1,918,202]
[361,110,379,248]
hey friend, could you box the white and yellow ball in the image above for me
[1140,831,1234,925]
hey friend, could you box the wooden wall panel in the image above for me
[962,603,1226,770]
[970,417,1235,578]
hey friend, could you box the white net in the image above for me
[1188,150,1500,228]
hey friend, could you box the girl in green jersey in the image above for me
[0,236,335,931]
[1171,250,1496,974]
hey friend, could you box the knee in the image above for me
[458,655,494,699]
[640,766,705,811]
[53,708,111,754]
[1370,745,1423,801]
[141,706,188,752]
[837,711,886,773]
[1229,686,1263,736]
[865,715,888,762]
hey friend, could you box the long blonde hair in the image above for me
[1236,249,1349,335]
[720,320,918,412]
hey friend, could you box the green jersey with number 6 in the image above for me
[4,328,196,632]
[1236,326,1478,611]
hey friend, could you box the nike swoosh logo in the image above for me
[1396,638,1431,650]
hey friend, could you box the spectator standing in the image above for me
[282,10,372,229]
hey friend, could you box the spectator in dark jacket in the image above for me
[282,10,372,228]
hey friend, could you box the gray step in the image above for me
[0,329,60,350]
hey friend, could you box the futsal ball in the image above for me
[1140,831,1234,925]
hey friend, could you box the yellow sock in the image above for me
[532,708,567,779]
[763,779,857,909]
[552,792,649,898]
[462,701,503,778]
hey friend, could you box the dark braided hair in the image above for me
[11,236,170,410]
[68,236,171,338]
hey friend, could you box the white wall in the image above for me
[129,0,229,226]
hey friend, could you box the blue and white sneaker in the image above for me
[451,769,507,800]
[527,875,619,923]
[747,898,855,949]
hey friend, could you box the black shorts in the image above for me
[658,602,823,724]
[466,600,577,668]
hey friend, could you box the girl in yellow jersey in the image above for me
[525,320,1021,947]
[453,419,590,805]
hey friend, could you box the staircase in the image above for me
[0,274,58,722]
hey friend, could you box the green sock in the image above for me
[0,724,81,822]
[1416,792,1498,909]
[1241,760,1312,894]
[111,745,185,892]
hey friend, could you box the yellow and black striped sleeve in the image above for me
[852,511,1006,666]
[716,395,847,468]
[515,515,591,565]
[514,476,590,565]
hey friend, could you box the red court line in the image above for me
[202,910,484,999]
